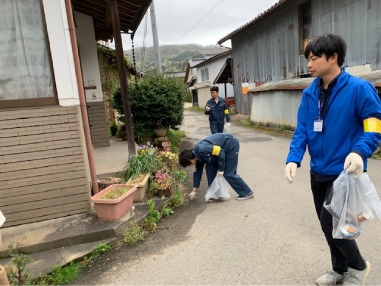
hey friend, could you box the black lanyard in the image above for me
[318,87,334,120]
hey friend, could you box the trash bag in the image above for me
[223,123,231,134]
[205,176,231,201]
[324,171,381,240]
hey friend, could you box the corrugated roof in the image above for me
[217,0,290,44]
[249,69,381,93]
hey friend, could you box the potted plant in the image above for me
[151,169,174,197]
[158,151,179,170]
[91,184,137,221]
[154,129,167,137]
[122,146,162,181]
[126,173,150,202]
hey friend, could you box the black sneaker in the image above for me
[236,191,254,201]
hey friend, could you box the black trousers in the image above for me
[310,171,366,274]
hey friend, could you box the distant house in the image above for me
[184,55,216,106]
[184,51,233,108]
[0,0,151,227]
[218,0,381,124]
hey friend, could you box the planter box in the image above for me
[91,184,137,221]
[126,173,150,203]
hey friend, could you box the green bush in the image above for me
[183,92,192,102]
[167,129,186,147]
[113,72,186,134]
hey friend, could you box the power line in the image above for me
[173,0,224,45]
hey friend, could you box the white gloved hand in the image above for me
[217,171,224,176]
[226,122,231,127]
[205,106,211,111]
[344,152,363,178]
[188,191,197,200]
[284,162,297,184]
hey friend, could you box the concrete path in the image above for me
[76,109,381,285]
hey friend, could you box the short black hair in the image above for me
[210,86,219,92]
[304,34,347,67]
[178,149,195,167]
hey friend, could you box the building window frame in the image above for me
[298,0,312,55]
[0,0,58,110]
[200,68,209,82]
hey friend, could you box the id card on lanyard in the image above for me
[314,87,333,132]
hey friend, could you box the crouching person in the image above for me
[179,133,253,201]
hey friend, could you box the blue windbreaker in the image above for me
[205,96,230,123]
[286,69,381,175]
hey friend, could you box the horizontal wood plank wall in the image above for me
[86,102,110,147]
[0,106,90,227]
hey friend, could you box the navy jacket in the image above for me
[205,96,230,123]
[192,133,235,188]
[287,68,381,175]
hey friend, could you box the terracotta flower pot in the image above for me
[91,184,137,221]
[126,173,150,202]
[162,141,171,151]
[0,265,9,286]
[157,187,172,197]
[154,129,167,137]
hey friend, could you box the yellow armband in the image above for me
[363,118,381,133]
[212,145,221,156]
[224,109,229,114]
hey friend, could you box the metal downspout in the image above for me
[64,0,99,194]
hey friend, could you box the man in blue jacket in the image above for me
[285,34,381,286]
[179,133,253,201]
[205,86,231,134]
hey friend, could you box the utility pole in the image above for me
[150,0,162,73]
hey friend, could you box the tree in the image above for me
[113,72,186,140]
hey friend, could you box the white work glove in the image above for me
[344,152,363,178]
[284,162,297,184]
[217,171,224,177]
[205,106,211,111]
[188,191,197,200]
[226,122,231,126]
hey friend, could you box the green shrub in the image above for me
[167,129,186,147]
[173,169,187,184]
[113,72,186,132]
[170,188,184,208]
[123,222,148,245]
[183,92,192,102]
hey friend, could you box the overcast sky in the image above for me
[119,0,279,50]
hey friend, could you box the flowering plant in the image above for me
[151,169,173,191]
[138,144,149,155]
[158,151,179,170]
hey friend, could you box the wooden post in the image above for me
[109,0,136,157]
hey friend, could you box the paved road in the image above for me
[77,109,381,285]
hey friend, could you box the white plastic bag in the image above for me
[223,123,231,134]
[0,211,5,228]
[324,171,381,240]
[205,176,231,201]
